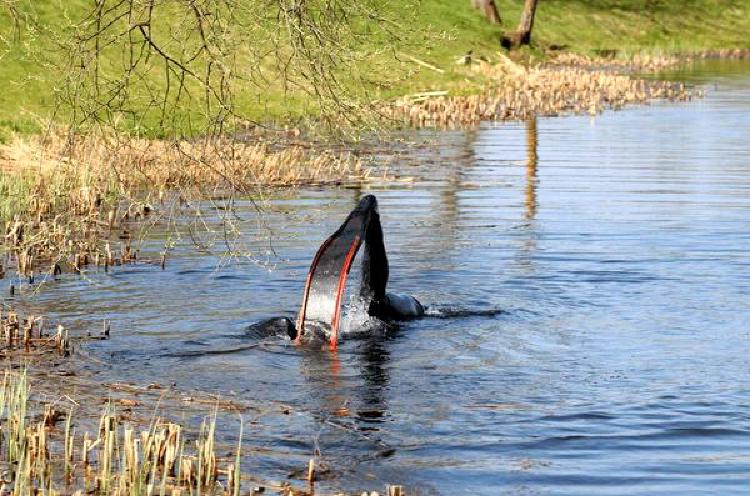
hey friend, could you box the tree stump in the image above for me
[501,0,538,49]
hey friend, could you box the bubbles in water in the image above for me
[340,294,383,337]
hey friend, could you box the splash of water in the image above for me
[340,294,386,337]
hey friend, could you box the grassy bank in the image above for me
[1,1,749,140]
[515,0,750,54]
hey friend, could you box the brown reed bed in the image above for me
[1,132,374,281]
[692,48,750,60]
[546,52,682,72]
[0,368,248,495]
[0,132,370,191]
[0,308,74,358]
[548,48,750,72]
[386,54,697,129]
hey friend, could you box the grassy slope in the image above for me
[530,0,750,53]
[1,0,749,139]
[0,1,89,138]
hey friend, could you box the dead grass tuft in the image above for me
[0,132,371,280]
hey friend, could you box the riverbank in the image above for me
[0,49,716,298]
[0,44,693,278]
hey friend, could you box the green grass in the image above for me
[528,0,750,53]
[1,0,749,139]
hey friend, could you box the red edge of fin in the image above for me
[329,235,362,350]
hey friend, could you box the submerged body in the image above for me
[248,293,424,342]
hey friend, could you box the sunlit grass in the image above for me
[4,1,746,139]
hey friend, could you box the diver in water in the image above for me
[252,195,424,348]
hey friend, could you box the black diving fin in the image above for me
[296,195,390,348]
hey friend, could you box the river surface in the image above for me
[9,60,750,494]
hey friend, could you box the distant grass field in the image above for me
[1,0,749,140]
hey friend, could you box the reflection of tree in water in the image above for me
[444,129,478,224]
[513,117,539,271]
[430,130,477,271]
[525,117,538,221]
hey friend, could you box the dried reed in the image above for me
[387,54,697,129]
[1,132,371,279]
[0,369,246,495]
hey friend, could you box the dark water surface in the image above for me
[12,61,750,494]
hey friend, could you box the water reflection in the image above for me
[299,346,347,419]
[524,118,538,221]
[356,338,391,423]
[298,320,396,427]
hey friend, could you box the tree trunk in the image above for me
[471,0,501,25]
[501,0,538,49]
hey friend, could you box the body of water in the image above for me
[10,61,750,495]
